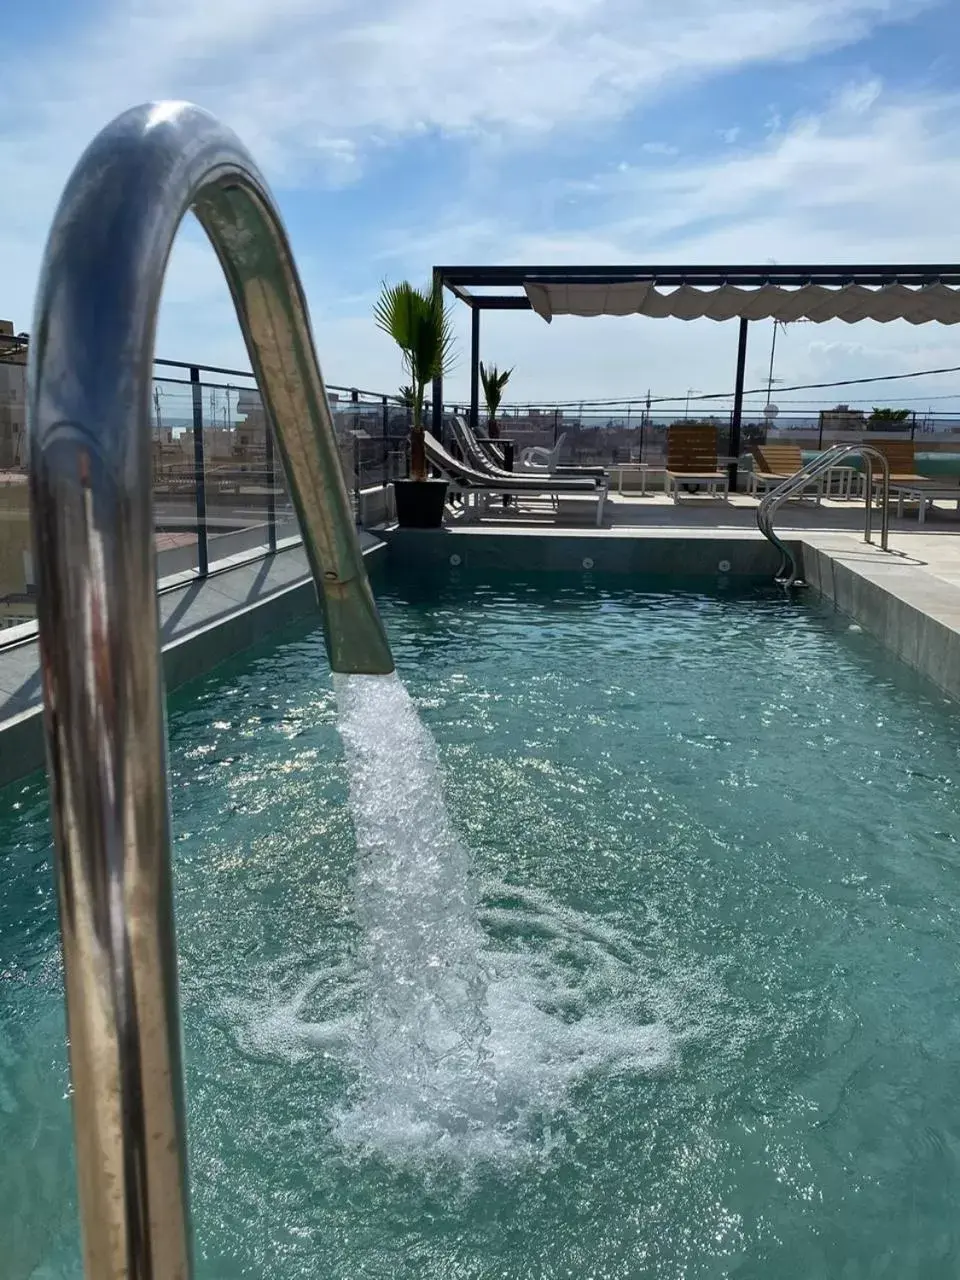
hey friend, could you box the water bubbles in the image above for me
[224,673,677,1170]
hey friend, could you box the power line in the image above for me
[500,361,960,410]
[747,394,960,407]
[729,363,960,401]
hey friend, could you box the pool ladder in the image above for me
[757,443,892,586]
[28,103,394,1278]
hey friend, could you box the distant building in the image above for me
[820,404,866,432]
[0,319,30,612]
[0,321,27,469]
[234,388,267,466]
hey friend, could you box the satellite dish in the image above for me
[763,402,780,419]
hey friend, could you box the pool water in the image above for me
[4,570,960,1278]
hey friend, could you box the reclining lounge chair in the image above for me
[423,431,608,527]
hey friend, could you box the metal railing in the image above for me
[28,101,394,1279]
[148,371,409,552]
[757,443,891,586]
[1,343,412,638]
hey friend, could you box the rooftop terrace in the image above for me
[4,337,960,789]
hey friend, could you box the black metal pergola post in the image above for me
[470,305,481,434]
[729,317,749,491]
[431,265,444,439]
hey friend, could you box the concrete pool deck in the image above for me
[3,496,960,787]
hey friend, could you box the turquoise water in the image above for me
[4,570,960,1278]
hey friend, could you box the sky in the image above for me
[2,0,960,414]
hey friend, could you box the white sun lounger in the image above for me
[423,431,608,527]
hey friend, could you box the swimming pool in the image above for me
[3,570,960,1278]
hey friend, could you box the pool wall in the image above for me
[3,526,957,789]
[384,530,960,704]
[804,537,960,701]
[382,528,796,578]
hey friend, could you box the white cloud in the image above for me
[0,0,952,406]
[0,0,937,197]
[837,77,884,114]
[558,81,960,263]
[369,81,960,405]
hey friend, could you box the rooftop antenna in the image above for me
[765,319,783,412]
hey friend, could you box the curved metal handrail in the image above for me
[28,102,394,1278]
[756,443,891,586]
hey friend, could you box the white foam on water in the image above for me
[220,672,677,1168]
[327,672,675,1166]
[222,968,356,1063]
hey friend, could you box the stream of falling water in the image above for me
[333,672,496,1147]
[329,672,674,1164]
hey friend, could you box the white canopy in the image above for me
[524,279,960,325]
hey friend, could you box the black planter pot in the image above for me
[393,478,448,528]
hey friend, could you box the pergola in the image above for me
[431,263,960,487]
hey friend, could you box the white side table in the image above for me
[825,466,858,499]
[616,464,651,495]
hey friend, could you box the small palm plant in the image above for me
[374,281,454,480]
[480,362,513,438]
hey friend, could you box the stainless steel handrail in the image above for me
[27,102,395,1279]
[756,443,891,586]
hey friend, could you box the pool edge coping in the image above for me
[799,535,960,703]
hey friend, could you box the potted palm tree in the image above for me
[375,280,454,528]
[480,361,513,438]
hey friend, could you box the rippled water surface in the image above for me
[4,570,960,1278]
